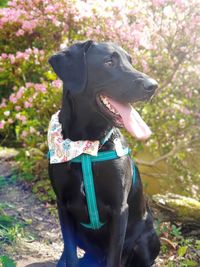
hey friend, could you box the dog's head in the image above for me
[49,40,158,141]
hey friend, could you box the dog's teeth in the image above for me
[100,95,119,115]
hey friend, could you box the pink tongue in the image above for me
[107,97,152,140]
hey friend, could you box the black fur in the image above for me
[48,40,160,267]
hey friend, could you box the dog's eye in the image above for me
[104,59,114,67]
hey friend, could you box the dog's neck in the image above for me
[60,94,112,142]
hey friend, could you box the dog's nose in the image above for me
[143,78,158,92]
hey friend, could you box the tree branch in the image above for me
[134,142,185,166]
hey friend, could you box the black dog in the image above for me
[48,40,160,267]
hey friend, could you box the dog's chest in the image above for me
[65,159,130,225]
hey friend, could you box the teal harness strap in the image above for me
[70,147,136,230]
[71,148,130,163]
[80,154,105,230]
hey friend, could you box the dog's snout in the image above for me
[143,78,158,92]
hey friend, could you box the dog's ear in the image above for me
[49,40,93,95]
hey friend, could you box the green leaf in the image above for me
[0,176,6,187]
[167,262,175,267]
[0,256,16,267]
[178,246,188,257]
[0,215,13,227]
[195,240,200,250]
[0,0,8,8]
[181,260,198,267]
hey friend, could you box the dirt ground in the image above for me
[0,158,62,267]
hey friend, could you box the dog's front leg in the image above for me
[57,201,78,267]
[106,204,129,267]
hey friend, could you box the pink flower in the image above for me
[179,107,191,115]
[16,87,25,99]
[8,54,15,64]
[141,59,149,73]
[25,48,32,55]
[8,118,14,124]
[15,106,21,111]
[39,50,44,55]
[0,120,5,129]
[16,51,25,59]
[15,114,26,122]
[45,5,55,13]
[26,82,34,88]
[20,115,27,123]
[0,102,6,108]
[33,47,39,55]
[34,83,47,93]
[22,21,34,32]
[52,79,62,88]
[9,94,17,103]
[1,53,7,59]
[195,113,200,119]
[21,130,28,137]
[16,29,25,36]
[151,0,165,7]
[24,101,32,108]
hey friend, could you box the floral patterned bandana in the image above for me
[47,111,100,164]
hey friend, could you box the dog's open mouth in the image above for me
[99,95,124,127]
[97,94,152,140]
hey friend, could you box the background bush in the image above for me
[0,0,199,200]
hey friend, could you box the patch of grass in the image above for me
[0,204,34,246]
[155,220,200,267]
[0,256,16,267]
[0,174,17,188]
[0,213,25,245]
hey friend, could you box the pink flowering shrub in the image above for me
[0,0,69,53]
[0,80,61,147]
[0,0,199,196]
[0,48,47,99]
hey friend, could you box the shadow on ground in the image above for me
[25,262,56,267]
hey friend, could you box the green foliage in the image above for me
[0,176,6,187]
[15,149,56,203]
[32,178,56,203]
[0,202,34,265]
[171,225,182,238]
[155,220,200,267]
[0,256,16,267]
[0,0,8,8]
[195,240,200,250]
[177,245,188,257]
[0,210,25,245]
